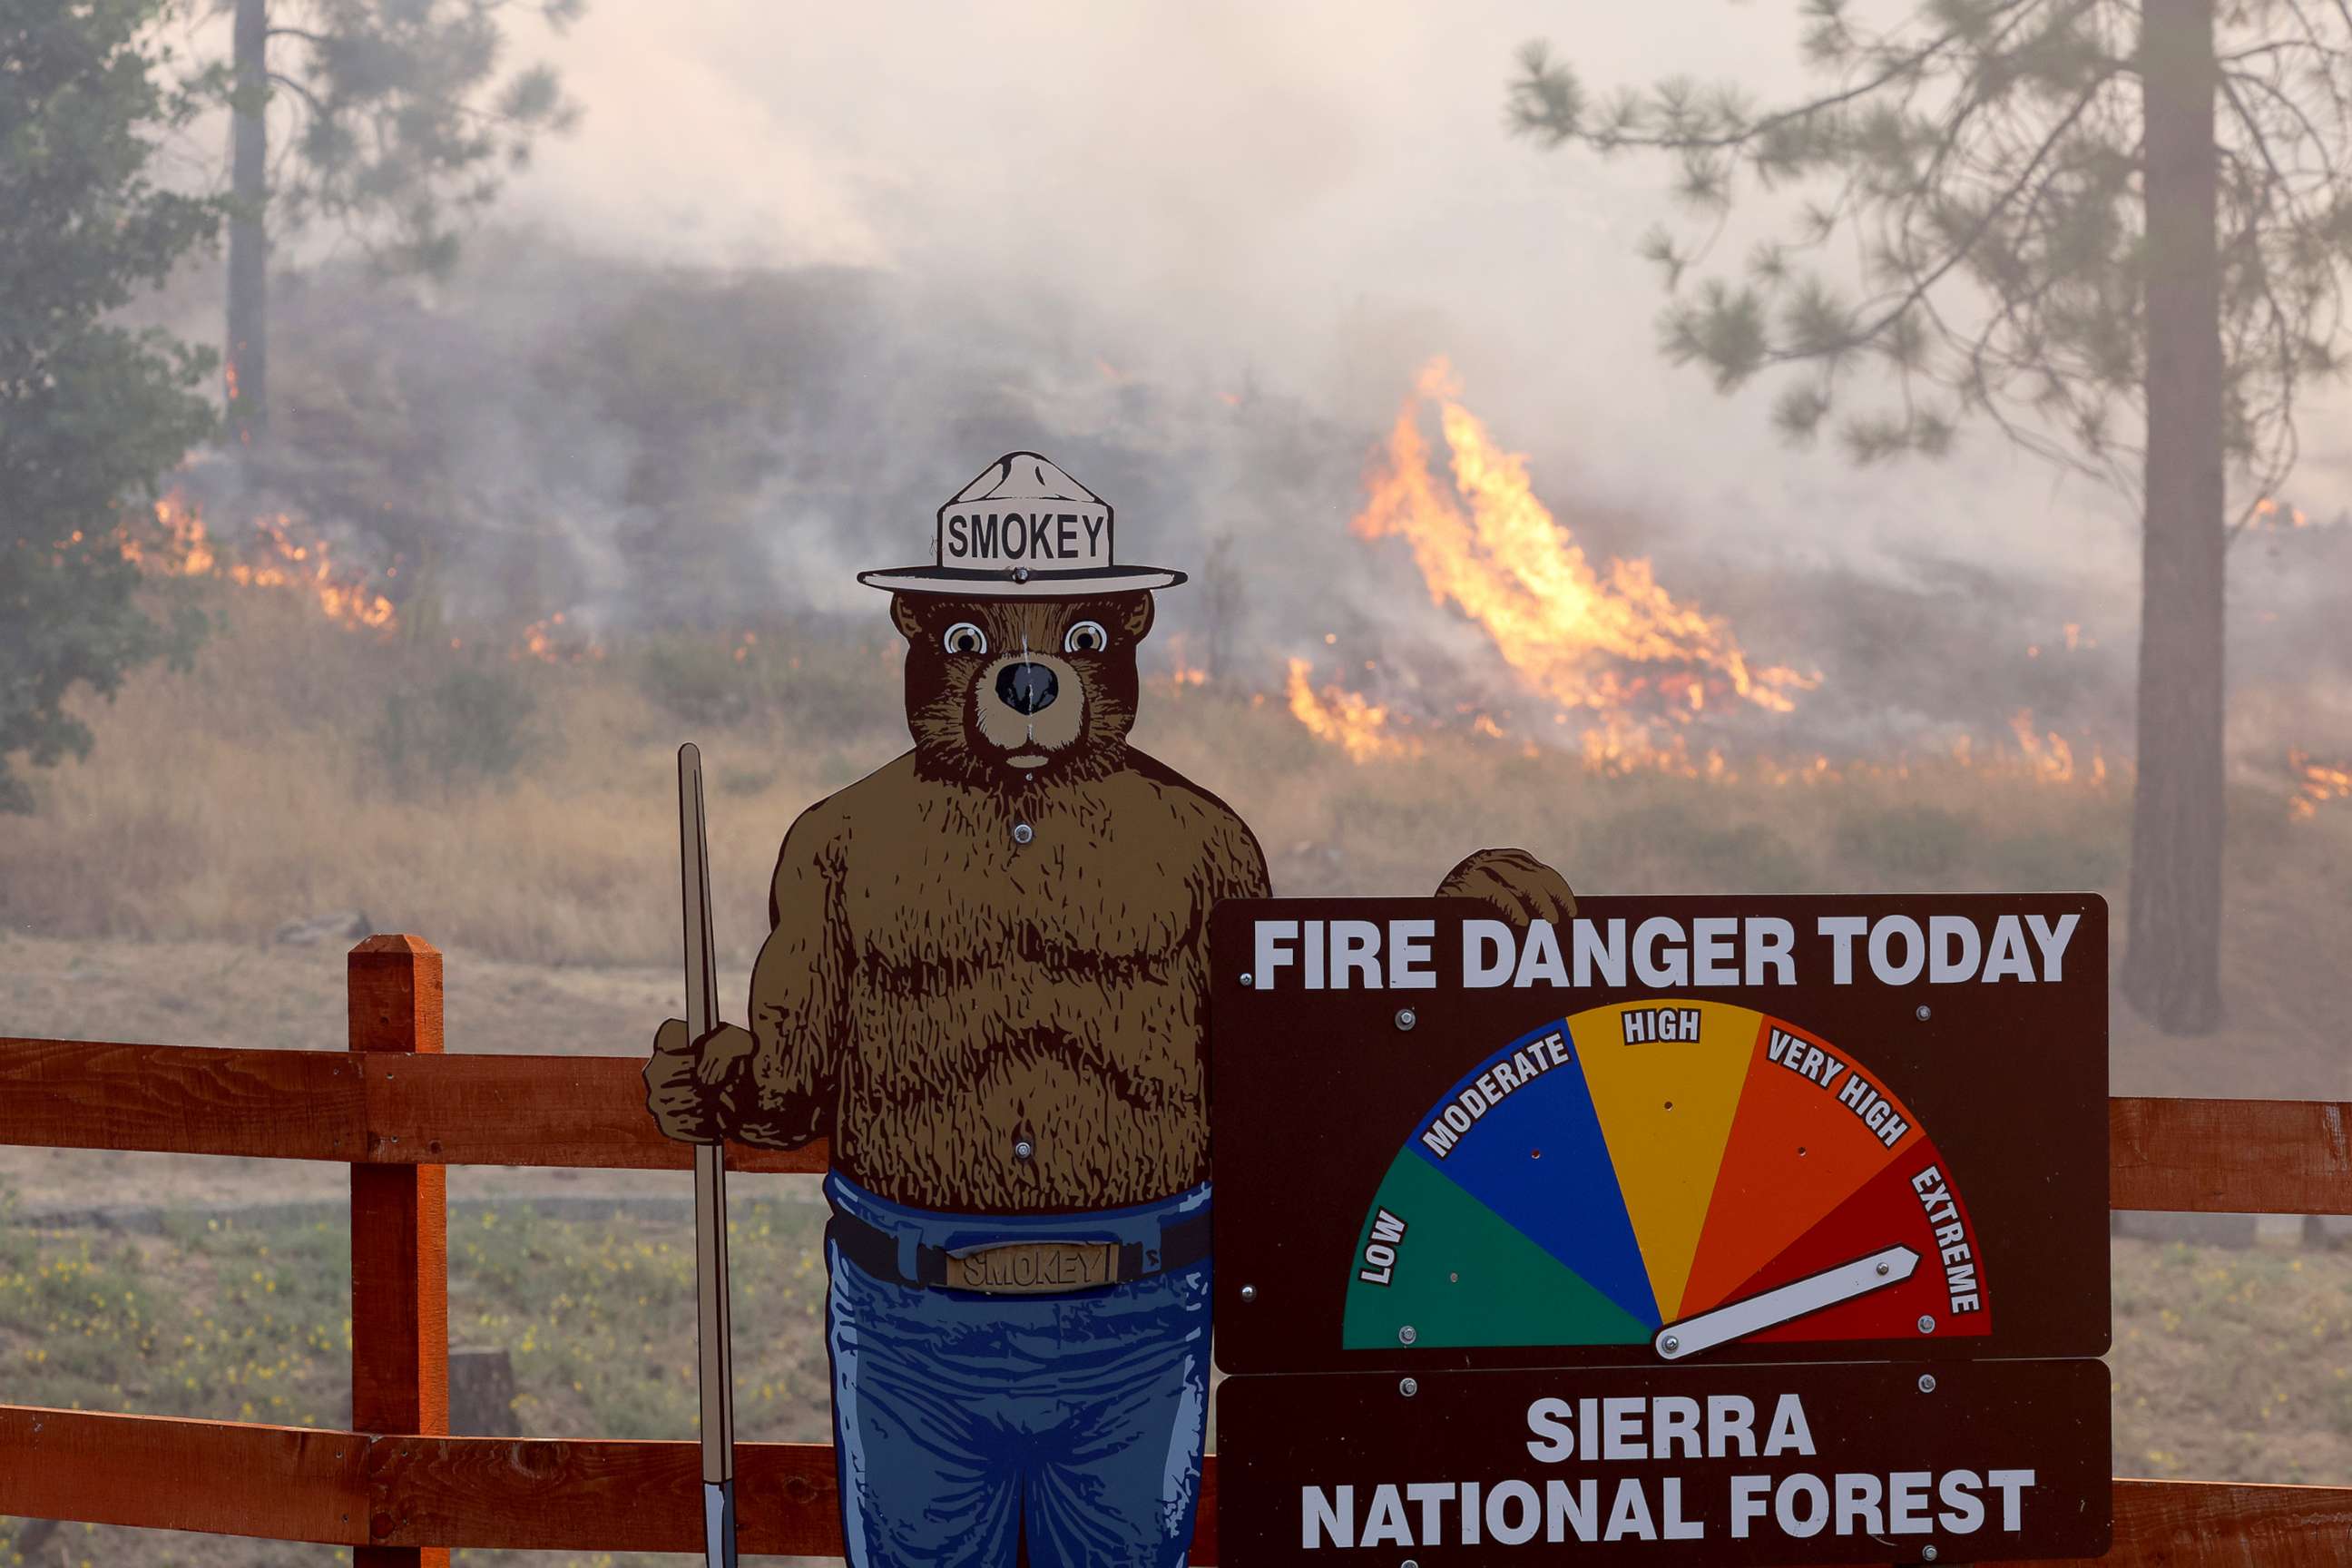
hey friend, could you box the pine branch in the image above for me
[1762,67,2120,368]
[265,70,328,119]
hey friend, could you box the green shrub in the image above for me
[368,666,540,795]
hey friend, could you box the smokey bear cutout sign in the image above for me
[644,452,1575,1568]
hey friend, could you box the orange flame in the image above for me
[1294,358,1821,769]
[126,492,396,632]
[1163,634,1209,689]
[2003,709,2082,783]
[1284,363,2138,789]
[1286,658,1421,762]
[118,491,220,576]
[514,611,606,664]
[2288,750,2352,819]
[1350,358,1816,724]
[2249,496,2317,531]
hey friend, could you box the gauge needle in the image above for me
[1653,1244,1920,1361]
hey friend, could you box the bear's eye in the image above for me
[1063,620,1109,654]
[942,622,988,656]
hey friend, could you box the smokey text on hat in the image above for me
[936,452,1113,573]
[942,506,1110,567]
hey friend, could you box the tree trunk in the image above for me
[225,0,268,448]
[2122,0,2226,1034]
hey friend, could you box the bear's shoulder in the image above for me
[1108,750,1270,898]
[800,750,919,826]
[760,754,917,891]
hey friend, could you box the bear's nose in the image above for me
[995,662,1059,714]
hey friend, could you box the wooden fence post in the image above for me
[348,936,449,1568]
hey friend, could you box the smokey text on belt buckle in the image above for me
[942,1240,1118,1294]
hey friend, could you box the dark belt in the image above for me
[828,1207,1211,1295]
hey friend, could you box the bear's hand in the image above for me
[644,1019,759,1144]
[1437,847,1577,928]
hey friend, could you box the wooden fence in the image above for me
[0,934,2348,1563]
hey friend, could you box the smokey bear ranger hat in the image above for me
[858,451,1187,598]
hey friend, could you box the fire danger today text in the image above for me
[1249,912,2081,990]
[1298,1392,2038,1553]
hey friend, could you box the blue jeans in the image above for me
[823,1173,1212,1568]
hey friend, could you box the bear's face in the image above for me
[891,592,1155,784]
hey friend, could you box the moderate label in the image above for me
[1217,1359,2111,1565]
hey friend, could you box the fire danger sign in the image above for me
[1208,895,2111,1565]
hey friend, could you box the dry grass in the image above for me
[5,588,2348,1100]
[0,594,906,970]
[0,592,2160,958]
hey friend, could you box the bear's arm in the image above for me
[1209,798,1272,904]
[1126,753,1270,907]
[733,799,852,1149]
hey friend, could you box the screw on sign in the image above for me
[1210,896,2112,1565]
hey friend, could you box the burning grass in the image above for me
[135,492,397,633]
[0,584,2323,957]
[1352,358,1816,730]
[0,589,2124,967]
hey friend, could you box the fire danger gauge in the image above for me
[1343,1002,1988,1358]
[1210,895,2112,1567]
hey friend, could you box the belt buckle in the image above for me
[941,1240,1119,1295]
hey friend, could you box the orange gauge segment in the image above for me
[1676,1015,1925,1319]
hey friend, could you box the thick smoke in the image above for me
[152,226,2348,777]
[145,0,2349,763]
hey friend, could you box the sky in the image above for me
[486,0,2194,588]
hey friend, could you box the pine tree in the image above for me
[212,0,582,446]
[1508,0,2352,1033]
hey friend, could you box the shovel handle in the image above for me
[678,744,738,1525]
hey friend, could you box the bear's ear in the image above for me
[1115,593,1155,642]
[889,594,927,644]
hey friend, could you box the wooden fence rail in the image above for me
[2,934,2350,1564]
[7,1039,2347,1211]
